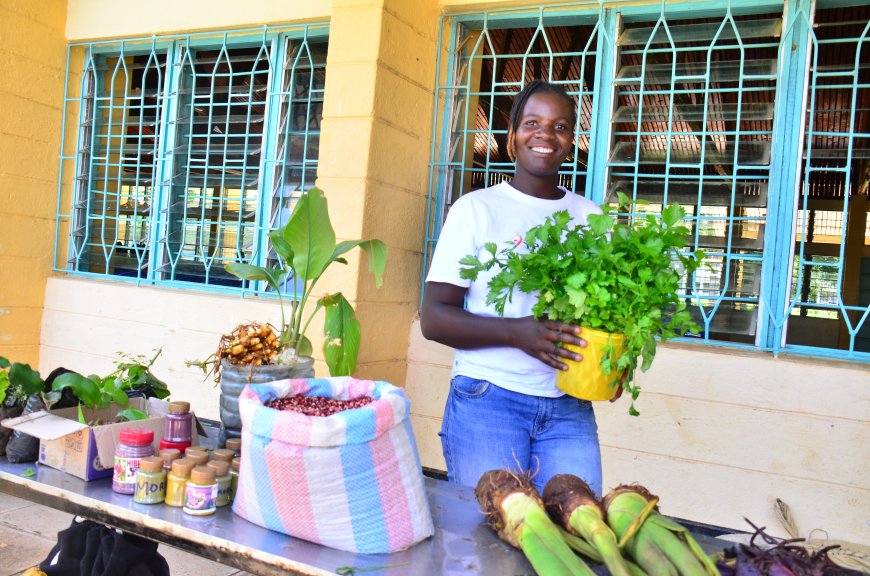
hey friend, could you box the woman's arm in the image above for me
[420,281,586,371]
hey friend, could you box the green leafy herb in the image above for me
[460,196,705,414]
[116,408,148,421]
[21,467,35,478]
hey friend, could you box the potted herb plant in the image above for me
[459,194,704,415]
[192,187,387,443]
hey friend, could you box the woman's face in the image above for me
[512,91,574,180]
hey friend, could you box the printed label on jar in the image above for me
[184,483,217,511]
[113,456,141,488]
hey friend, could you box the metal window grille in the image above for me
[56,25,328,293]
[426,0,870,363]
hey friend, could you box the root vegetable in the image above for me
[475,470,596,576]
[544,474,634,576]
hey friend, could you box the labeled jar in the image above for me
[159,448,181,471]
[206,460,232,507]
[165,458,195,507]
[210,448,234,463]
[229,457,240,504]
[134,456,166,504]
[113,428,155,495]
[184,447,208,466]
[224,437,241,457]
[183,466,217,516]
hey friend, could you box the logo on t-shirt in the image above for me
[512,234,523,247]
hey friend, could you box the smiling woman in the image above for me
[420,80,609,497]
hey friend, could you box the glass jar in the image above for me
[113,428,155,495]
[159,401,192,452]
[165,458,195,507]
[183,466,217,516]
[134,456,166,504]
[206,460,232,507]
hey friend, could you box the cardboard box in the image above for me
[2,398,199,481]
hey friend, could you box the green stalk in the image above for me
[603,485,720,576]
[543,474,634,576]
[559,528,648,576]
[476,470,595,576]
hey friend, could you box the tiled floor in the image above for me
[0,491,253,576]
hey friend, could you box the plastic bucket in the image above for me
[555,327,626,401]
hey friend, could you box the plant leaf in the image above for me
[21,468,35,478]
[268,228,295,265]
[0,357,10,369]
[330,239,388,288]
[296,335,314,357]
[52,373,101,409]
[116,408,148,421]
[282,187,336,282]
[320,293,361,376]
[9,363,45,396]
[224,263,288,293]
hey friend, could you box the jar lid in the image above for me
[231,457,240,472]
[211,449,234,463]
[139,456,164,473]
[171,458,195,477]
[206,459,230,476]
[225,438,241,452]
[119,428,154,446]
[190,466,215,484]
[159,448,181,464]
[169,401,190,414]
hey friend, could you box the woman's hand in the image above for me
[507,317,586,371]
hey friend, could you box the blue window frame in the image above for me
[56,24,328,293]
[425,0,869,362]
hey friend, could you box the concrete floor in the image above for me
[0,491,253,576]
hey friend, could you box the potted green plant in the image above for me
[459,194,705,415]
[193,187,387,444]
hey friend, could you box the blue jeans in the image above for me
[439,375,602,496]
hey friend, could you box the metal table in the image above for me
[0,459,533,576]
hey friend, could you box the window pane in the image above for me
[785,4,870,353]
[71,51,167,279]
[607,11,782,344]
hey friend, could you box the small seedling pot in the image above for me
[556,327,626,401]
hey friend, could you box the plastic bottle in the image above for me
[206,460,232,507]
[229,457,240,504]
[165,458,195,507]
[159,448,181,471]
[184,447,208,466]
[113,428,155,495]
[224,437,241,457]
[134,456,166,504]
[183,466,217,516]
[210,448,235,463]
[159,401,193,452]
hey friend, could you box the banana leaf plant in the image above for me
[225,187,387,377]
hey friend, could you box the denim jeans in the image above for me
[439,375,602,496]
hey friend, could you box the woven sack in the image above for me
[233,377,434,554]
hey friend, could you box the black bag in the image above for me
[38,518,170,576]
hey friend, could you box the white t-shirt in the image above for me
[426,181,602,397]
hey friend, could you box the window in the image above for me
[426,1,870,362]
[57,25,327,292]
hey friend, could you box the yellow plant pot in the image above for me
[555,327,626,401]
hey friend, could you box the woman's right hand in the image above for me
[507,317,587,371]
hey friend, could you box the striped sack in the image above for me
[233,377,434,554]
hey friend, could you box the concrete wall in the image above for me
[0,0,67,366]
[406,317,870,542]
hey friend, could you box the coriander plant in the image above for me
[459,194,705,414]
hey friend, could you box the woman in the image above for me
[421,80,615,495]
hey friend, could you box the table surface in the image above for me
[0,459,728,576]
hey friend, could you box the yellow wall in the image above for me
[0,0,67,366]
[66,0,333,40]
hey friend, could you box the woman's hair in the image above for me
[506,80,577,160]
